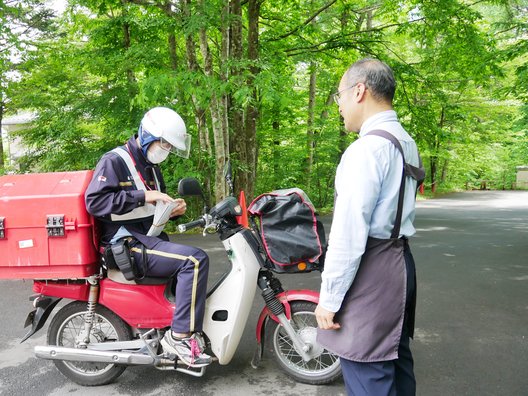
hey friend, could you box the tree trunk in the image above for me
[199,26,228,202]
[216,0,231,199]
[272,115,280,181]
[168,32,178,71]
[123,23,136,84]
[431,107,446,193]
[305,62,317,191]
[230,0,248,197]
[366,9,373,30]
[243,0,260,199]
[441,158,448,182]
[430,158,437,193]
[314,91,336,207]
[182,0,212,196]
[216,0,231,198]
[120,1,136,85]
[195,108,212,157]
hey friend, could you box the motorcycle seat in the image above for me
[106,269,170,285]
[106,269,137,284]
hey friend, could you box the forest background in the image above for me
[1,0,527,215]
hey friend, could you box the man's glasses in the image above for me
[332,83,366,105]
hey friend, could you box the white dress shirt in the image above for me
[319,110,420,312]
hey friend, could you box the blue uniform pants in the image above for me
[340,244,417,396]
[130,238,209,334]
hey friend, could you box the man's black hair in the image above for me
[345,58,396,103]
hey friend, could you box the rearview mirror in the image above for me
[178,178,203,197]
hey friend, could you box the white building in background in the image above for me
[1,112,35,170]
[516,166,528,189]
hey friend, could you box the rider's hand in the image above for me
[315,304,341,330]
[144,192,187,217]
[170,198,187,217]
[144,190,175,204]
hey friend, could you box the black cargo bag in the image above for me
[101,238,145,281]
[248,188,326,273]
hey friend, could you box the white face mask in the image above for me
[146,143,170,164]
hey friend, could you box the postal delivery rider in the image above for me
[85,107,212,367]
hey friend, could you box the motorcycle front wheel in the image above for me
[47,301,133,386]
[267,300,342,385]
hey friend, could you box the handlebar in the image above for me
[178,217,207,233]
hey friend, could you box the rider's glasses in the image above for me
[159,136,192,159]
[159,138,173,152]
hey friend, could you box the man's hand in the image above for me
[315,304,341,330]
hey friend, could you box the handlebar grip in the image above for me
[178,218,206,233]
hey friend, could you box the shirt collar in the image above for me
[126,134,150,168]
[359,110,398,137]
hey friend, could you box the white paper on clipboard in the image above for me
[147,200,179,237]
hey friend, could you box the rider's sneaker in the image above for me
[161,331,212,367]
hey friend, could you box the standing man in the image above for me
[315,59,424,395]
[85,107,212,367]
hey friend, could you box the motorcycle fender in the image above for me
[21,296,62,343]
[255,289,319,344]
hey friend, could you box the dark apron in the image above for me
[317,130,424,362]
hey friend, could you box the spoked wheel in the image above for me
[47,301,132,386]
[267,301,342,385]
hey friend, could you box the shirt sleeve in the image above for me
[85,153,146,218]
[319,141,386,312]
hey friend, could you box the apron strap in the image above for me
[365,129,424,239]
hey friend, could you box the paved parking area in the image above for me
[0,190,526,395]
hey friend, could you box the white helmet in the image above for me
[139,107,191,159]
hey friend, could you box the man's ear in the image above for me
[356,84,367,101]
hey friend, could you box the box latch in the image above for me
[46,215,65,237]
[0,217,5,239]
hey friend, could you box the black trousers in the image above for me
[340,244,417,396]
[129,237,209,334]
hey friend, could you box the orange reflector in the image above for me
[297,262,307,271]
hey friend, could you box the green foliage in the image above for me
[0,0,57,170]
[2,0,527,210]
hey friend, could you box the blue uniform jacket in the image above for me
[85,135,166,244]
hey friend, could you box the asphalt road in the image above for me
[0,190,527,395]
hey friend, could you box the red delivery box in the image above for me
[0,171,99,279]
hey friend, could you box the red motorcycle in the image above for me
[8,174,341,386]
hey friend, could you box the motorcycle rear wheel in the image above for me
[47,301,133,386]
[267,300,342,385]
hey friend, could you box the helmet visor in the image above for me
[159,135,191,159]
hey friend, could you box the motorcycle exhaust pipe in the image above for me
[35,345,155,366]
